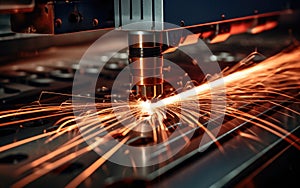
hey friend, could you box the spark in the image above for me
[140,100,154,116]
[149,46,300,149]
[65,137,129,188]
[0,45,300,187]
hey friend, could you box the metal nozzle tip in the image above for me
[134,83,163,100]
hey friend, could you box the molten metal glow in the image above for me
[140,100,154,116]
[0,46,300,187]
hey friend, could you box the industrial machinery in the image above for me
[0,1,300,188]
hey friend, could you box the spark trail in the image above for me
[0,45,300,187]
[148,46,300,148]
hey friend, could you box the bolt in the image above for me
[93,18,99,26]
[55,18,62,28]
[180,20,185,27]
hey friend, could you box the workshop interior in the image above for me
[0,0,300,187]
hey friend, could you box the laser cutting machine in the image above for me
[0,1,300,188]
[5,0,297,100]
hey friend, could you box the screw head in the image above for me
[180,20,185,27]
[55,18,62,28]
[93,18,99,26]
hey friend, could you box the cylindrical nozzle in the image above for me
[128,31,164,100]
[130,57,163,100]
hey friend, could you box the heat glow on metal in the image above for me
[0,46,300,187]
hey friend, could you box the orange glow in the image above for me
[1,45,300,187]
[250,21,278,34]
[140,100,154,116]
[151,46,300,149]
[65,137,129,188]
[179,33,201,46]
[0,131,56,153]
[230,22,251,35]
[209,33,231,43]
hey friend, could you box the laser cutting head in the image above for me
[3,0,288,102]
[128,31,164,100]
[114,0,286,101]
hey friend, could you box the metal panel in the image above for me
[114,0,164,27]
[11,0,114,34]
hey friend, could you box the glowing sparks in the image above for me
[0,46,300,187]
[139,100,154,116]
